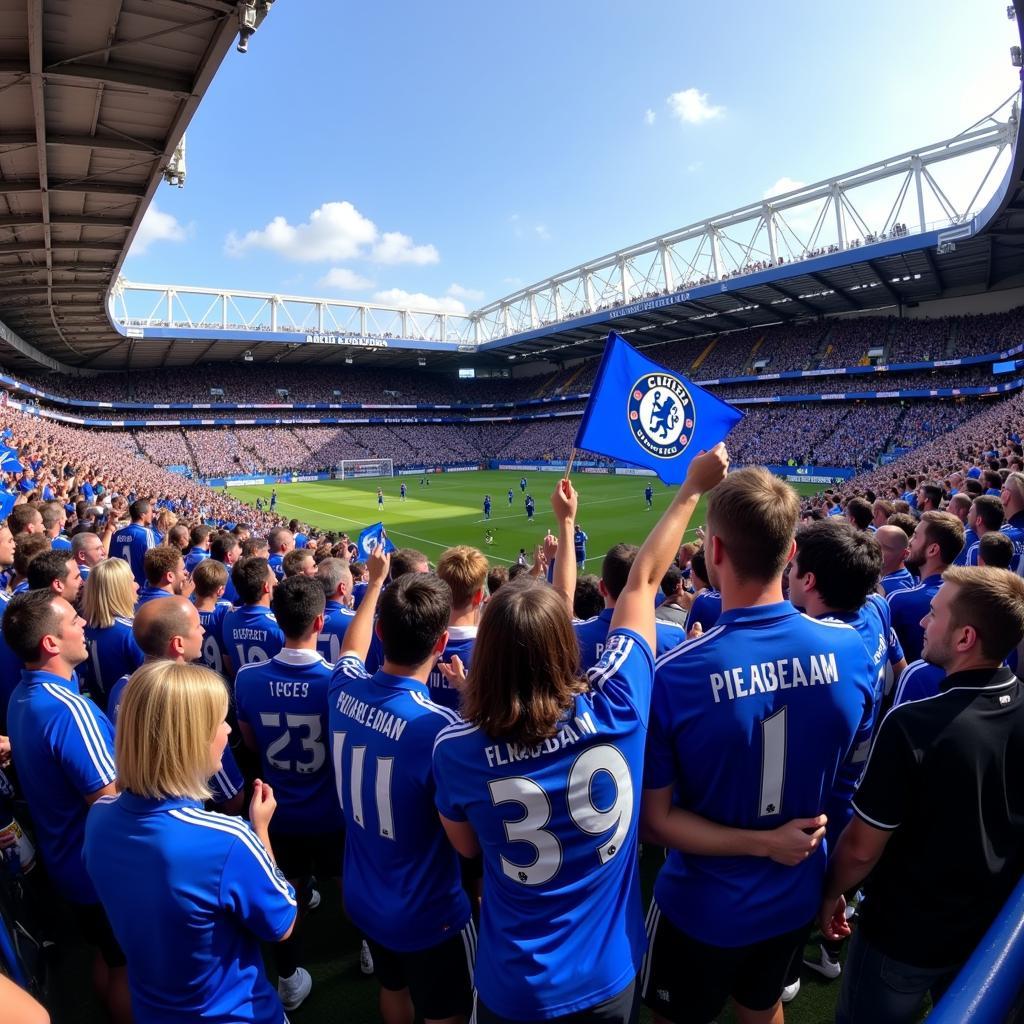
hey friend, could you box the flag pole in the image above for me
[563,447,577,480]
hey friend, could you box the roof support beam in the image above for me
[0,213,133,229]
[805,272,859,310]
[0,179,146,197]
[0,240,126,256]
[0,60,193,98]
[919,245,946,294]
[0,262,114,278]
[0,131,161,156]
[865,260,902,304]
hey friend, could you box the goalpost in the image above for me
[337,458,394,480]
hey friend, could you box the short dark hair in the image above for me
[376,574,451,666]
[795,521,882,611]
[168,525,190,550]
[210,533,239,563]
[9,504,41,535]
[14,533,50,576]
[845,497,873,530]
[2,590,63,662]
[971,495,1005,532]
[271,575,326,639]
[660,564,682,597]
[919,510,965,565]
[507,563,528,581]
[487,566,509,595]
[573,575,604,619]
[232,557,272,605]
[189,524,213,549]
[241,537,269,558]
[689,547,710,589]
[920,483,943,510]
[40,502,64,532]
[888,513,917,541]
[979,532,1014,570]
[129,499,150,522]
[600,543,639,600]
[26,550,73,591]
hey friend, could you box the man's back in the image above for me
[853,668,1024,966]
[426,626,476,710]
[221,604,284,678]
[235,649,341,834]
[329,656,470,952]
[316,600,355,663]
[888,573,944,662]
[648,602,874,945]
[575,607,684,671]
[111,521,155,585]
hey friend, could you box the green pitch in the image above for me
[231,471,823,567]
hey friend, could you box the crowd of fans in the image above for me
[2,356,1024,1024]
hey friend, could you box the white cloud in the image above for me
[534,224,551,241]
[372,288,467,314]
[132,203,187,255]
[644,108,656,126]
[763,176,806,199]
[667,87,724,125]
[319,267,374,291]
[370,231,439,266]
[226,201,377,261]
[448,283,484,302]
[225,201,439,266]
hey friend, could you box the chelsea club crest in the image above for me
[627,374,696,459]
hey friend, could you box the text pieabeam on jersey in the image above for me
[710,653,839,703]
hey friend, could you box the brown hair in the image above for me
[706,467,799,582]
[919,510,965,566]
[13,533,50,577]
[943,566,1024,662]
[461,577,586,747]
[191,558,228,599]
[143,545,183,586]
[437,546,489,608]
[888,512,917,540]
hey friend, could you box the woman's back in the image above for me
[433,627,654,1020]
[84,792,296,1024]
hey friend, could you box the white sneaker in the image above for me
[359,939,374,976]
[278,967,312,1010]
[803,944,842,980]
[781,978,801,1003]
[306,888,321,911]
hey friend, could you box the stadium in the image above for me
[2,1,1024,1023]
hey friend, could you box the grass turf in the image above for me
[230,471,822,567]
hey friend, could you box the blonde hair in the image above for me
[81,557,136,628]
[115,661,228,801]
[156,510,178,533]
[436,545,489,607]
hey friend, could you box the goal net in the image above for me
[338,458,394,479]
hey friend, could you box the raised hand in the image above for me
[551,478,578,524]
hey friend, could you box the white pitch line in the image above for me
[275,500,518,564]
[473,491,653,525]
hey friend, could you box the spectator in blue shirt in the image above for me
[267,528,294,581]
[71,529,108,588]
[315,557,355,662]
[4,591,128,1023]
[136,545,192,610]
[84,659,297,1024]
[27,548,84,608]
[183,524,213,574]
[111,498,158,586]
[210,531,242,605]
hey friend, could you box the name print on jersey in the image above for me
[711,651,839,702]
[335,690,408,741]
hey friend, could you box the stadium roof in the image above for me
[0,0,255,374]
[1,3,1023,375]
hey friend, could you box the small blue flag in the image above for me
[1,457,23,475]
[574,332,743,485]
[0,490,15,522]
[357,522,397,560]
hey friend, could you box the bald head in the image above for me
[875,525,910,575]
[132,596,204,663]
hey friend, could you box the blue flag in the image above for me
[0,457,23,475]
[574,332,743,485]
[0,490,15,523]
[357,522,397,560]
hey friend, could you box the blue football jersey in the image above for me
[221,605,285,680]
[316,600,355,663]
[111,522,157,586]
[426,626,476,711]
[887,573,943,663]
[135,585,172,611]
[953,529,980,567]
[0,590,21,733]
[267,553,285,580]
[330,656,471,952]
[647,603,875,946]
[574,607,684,672]
[82,618,144,712]
[84,794,295,1024]
[1002,512,1024,573]
[235,649,342,835]
[893,659,946,707]
[685,589,723,633]
[197,600,232,677]
[7,670,116,903]
[184,547,210,574]
[880,568,917,596]
[433,629,654,1019]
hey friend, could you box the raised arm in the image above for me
[611,445,729,651]
[550,479,578,617]
[340,544,390,662]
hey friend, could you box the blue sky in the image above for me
[123,0,1022,316]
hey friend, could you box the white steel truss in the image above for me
[110,97,1018,349]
